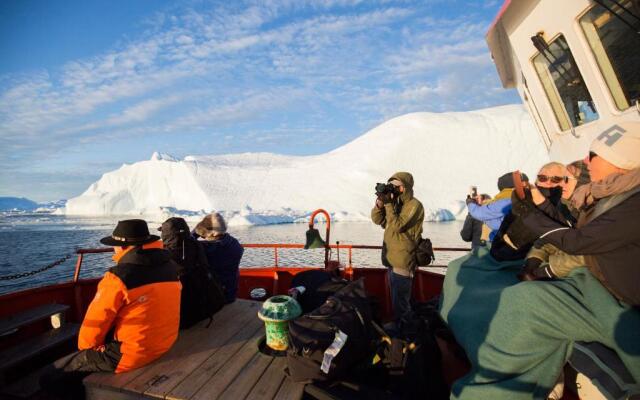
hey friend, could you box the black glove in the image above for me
[465,195,476,205]
[525,257,542,270]
[517,258,556,281]
[377,192,393,204]
[511,189,536,218]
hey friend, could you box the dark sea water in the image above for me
[0,213,468,295]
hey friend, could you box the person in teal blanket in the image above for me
[440,124,640,399]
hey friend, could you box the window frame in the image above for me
[578,2,639,112]
[529,33,600,133]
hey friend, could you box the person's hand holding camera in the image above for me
[465,195,477,205]
[377,192,393,204]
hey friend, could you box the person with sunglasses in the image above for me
[515,122,640,306]
[489,163,576,263]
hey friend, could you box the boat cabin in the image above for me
[487,0,640,162]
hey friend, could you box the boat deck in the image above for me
[84,299,304,400]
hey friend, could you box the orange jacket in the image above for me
[78,241,182,373]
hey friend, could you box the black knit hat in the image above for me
[158,217,190,240]
[100,219,159,246]
[497,171,529,191]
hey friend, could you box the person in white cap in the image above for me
[192,212,244,303]
[517,121,640,306]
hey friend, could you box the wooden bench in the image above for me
[0,303,70,336]
[84,299,305,400]
[0,323,79,372]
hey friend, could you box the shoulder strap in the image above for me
[584,186,640,226]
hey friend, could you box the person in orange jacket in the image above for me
[40,219,181,400]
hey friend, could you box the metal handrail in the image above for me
[73,244,470,279]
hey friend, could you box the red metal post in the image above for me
[272,271,279,296]
[73,253,84,283]
[274,248,279,267]
[73,253,84,321]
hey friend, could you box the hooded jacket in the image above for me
[371,172,425,277]
[160,217,210,276]
[460,213,484,248]
[78,243,181,373]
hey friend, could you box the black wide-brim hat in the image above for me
[100,219,160,246]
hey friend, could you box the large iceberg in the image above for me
[65,105,549,223]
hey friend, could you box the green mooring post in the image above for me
[258,295,302,351]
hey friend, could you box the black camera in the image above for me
[375,182,399,196]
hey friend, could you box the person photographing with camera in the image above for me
[371,172,424,327]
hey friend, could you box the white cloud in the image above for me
[0,0,517,179]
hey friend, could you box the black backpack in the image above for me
[160,217,225,329]
[370,309,449,400]
[286,278,374,383]
[291,270,349,313]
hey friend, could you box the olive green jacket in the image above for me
[371,172,425,277]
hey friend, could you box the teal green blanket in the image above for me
[439,247,640,399]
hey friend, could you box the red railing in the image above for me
[60,243,470,321]
[73,244,470,280]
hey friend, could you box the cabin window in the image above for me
[533,35,599,131]
[580,0,640,110]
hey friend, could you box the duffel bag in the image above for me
[286,278,373,383]
[290,270,350,313]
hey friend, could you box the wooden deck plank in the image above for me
[244,357,288,400]
[217,352,274,400]
[167,318,264,400]
[85,384,148,400]
[125,301,252,396]
[189,324,264,399]
[84,366,147,391]
[273,374,305,400]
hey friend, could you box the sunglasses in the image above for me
[589,151,598,162]
[537,175,568,184]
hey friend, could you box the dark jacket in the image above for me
[161,217,226,328]
[193,232,244,303]
[523,190,640,306]
[491,193,575,262]
[371,172,425,277]
[460,213,485,248]
[79,243,181,373]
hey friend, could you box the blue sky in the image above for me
[0,0,518,202]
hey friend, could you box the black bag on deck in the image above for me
[291,270,350,313]
[371,313,449,400]
[415,237,435,266]
[287,278,374,383]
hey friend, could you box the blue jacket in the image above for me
[193,233,244,303]
[467,198,512,240]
